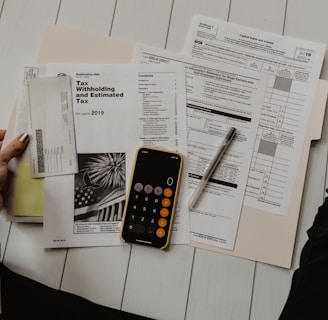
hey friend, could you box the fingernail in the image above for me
[19,132,29,143]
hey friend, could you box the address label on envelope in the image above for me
[26,76,78,178]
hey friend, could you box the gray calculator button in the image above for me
[144,184,153,194]
[146,227,155,236]
[134,183,143,192]
[154,186,163,195]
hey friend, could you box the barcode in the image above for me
[36,129,45,173]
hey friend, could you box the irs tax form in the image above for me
[134,45,267,250]
[43,63,189,248]
[185,15,326,216]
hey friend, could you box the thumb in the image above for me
[0,132,29,165]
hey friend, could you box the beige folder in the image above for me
[9,24,328,268]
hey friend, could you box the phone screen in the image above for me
[121,147,182,249]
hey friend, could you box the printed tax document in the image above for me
[185,15,326,216]
[43,63,189,248]
[134,45,267,250]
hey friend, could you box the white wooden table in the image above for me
[1,1,328,319]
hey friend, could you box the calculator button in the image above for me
[128,213,137,221]
[149,217,156,225]
[144,184,153,194]
[158,218,167,228]
[154,186,163,195]
[156,228,166,238]
[162,198,171,207]
[134,183,143,192]
[139,215,146,223]
[163,188,173,197]
[133,194,140,201]
[160,208,169,218]
[146,226,155,236]
[127,223,145,234]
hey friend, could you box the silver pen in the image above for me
[188,127,237,209]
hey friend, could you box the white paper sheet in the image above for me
[134,45,267,250]
[184,14,326,216]
[43,63,189,248]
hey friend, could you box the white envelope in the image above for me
[26,76,78,178]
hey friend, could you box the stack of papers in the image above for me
[3,15,326,266]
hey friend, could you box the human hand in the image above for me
[0,131,29,210]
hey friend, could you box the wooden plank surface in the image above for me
[166,0,230,51]
[122,245,194,320]
[57,0,116,35]
[0,0,60,126]
[61,246,131,309]
[111,0,173,48]
[0,216,10,263]
[0,1,327,319]
[229,0,286,33]
[186,250,255,320]
[4,223,66,288]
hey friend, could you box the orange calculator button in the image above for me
[156,228,166,238]
[160,208,169,218]
[162,198,171,207]
[163,188,173,197]
[158,218,167,228]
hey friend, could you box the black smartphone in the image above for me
[120,147,183,249]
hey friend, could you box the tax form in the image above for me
[43,63,189,248]
[185,15,326,216]
[134,45,267,250]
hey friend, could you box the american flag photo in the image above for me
[74,153,126,223]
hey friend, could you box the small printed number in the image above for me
[91,110,104,115]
